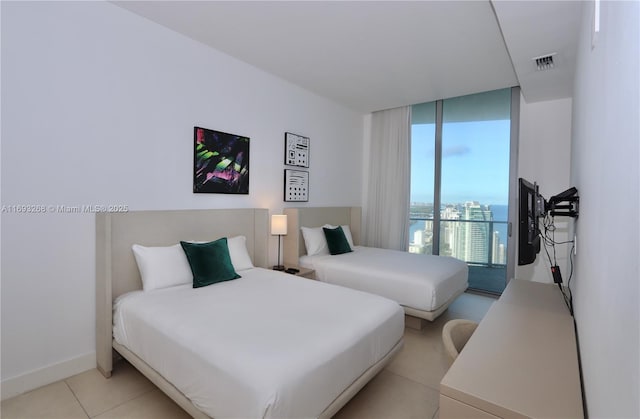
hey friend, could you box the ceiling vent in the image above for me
[533,53,556,71]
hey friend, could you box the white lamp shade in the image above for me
[271,214,288,235]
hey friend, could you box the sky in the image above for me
[410,119,511,207]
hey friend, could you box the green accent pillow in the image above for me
[323,226,353,255]
[180,238,241,288]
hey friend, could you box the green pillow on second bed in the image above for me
[322,226,353,255]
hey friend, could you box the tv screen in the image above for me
[518,178,543,265]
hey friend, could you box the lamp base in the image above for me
[273,265,285,271]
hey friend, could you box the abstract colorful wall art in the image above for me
[193,126,249,194]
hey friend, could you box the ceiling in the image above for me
[113,1,584,113]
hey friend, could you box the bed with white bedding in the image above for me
[284,207,469,321]
[96,208,404,419]
[114,268,403,418]
[300,246,468,313]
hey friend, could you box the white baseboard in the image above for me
[1,352,96,401]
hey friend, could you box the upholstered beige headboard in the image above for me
[95,208,269,377]
[282,207,361,266]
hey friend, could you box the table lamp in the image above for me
[271,214,287,270]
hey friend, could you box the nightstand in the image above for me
[284,266,316,279]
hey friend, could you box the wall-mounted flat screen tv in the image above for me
[518,177,543,265]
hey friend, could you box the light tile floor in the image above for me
[1,293,495,419]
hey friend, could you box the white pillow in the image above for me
[323,224,355,249]
[301,226,330,256]
[227,235,254,271]
[132,243,192,291]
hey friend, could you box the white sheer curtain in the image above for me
[364,106,411,250]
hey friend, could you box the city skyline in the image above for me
[410,201,509,222]
[409,201,507,266]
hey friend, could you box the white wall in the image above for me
[0,1,364,397]
[517,97,573,283]
[570,1,639,417]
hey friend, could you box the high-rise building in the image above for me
[492,230,504,264]
[409,220,431,254]
[455,201,493,264]
[413,229,423,245]
[440,205,460,258]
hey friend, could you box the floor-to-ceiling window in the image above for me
[410,88,517,294]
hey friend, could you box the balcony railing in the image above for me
[409,216,508,294]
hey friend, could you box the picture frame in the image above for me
[284,169,309,202]
[193,126,250,194]
[284,132,310,168]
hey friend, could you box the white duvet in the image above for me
[300,246,468,312]
[113,267,404,418]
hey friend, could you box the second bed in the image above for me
[284,207,469,321]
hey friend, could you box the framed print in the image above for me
[193,126,249,194]
[284,169,309,202]
[284,132,310,167]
